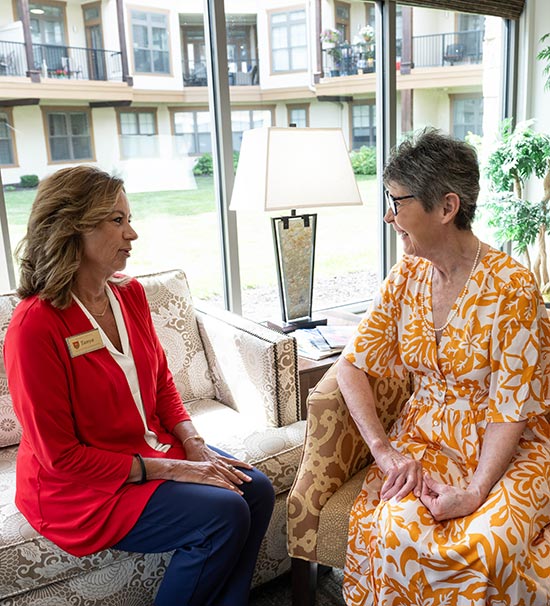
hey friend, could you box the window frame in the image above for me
[0,108,18,167]
[286,103,310,128]
[169,106,211,156]
[450,93,484,139]
[268,6,308,75]
[350,100,376,150]
[115,107,159,160]
[128,5,172,76]
[41,106,95,164]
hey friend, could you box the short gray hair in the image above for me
[383,128,479,230]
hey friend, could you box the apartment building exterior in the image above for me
[0,0,497,194]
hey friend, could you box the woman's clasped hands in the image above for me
[377,447,483,521]
[174,436,253,495]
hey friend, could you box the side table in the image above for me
[298,353,340,417]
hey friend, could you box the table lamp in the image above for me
[230,126,362,332]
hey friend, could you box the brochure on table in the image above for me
[293,325,357,360]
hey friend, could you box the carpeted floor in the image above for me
[249,568,345,606]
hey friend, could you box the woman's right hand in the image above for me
[376,447,423,501]
[169,458,246,495]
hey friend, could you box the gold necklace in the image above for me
[421,238,481,334]
[89,298,110,318]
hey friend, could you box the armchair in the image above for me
[287,362,412,606]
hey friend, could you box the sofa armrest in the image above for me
[196,304,300,428]
[287,362,412,561]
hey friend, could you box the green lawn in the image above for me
[4,175,379,300]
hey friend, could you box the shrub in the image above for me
[193,151,240,176]
[350,146,376,175]
[19,174,39,188]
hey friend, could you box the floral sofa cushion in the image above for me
[0,294,23,448]
[134,270,216,402]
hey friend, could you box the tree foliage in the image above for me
[537,33,550,91]
[483,119,550,290]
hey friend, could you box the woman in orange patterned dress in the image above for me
[337,129,550,605]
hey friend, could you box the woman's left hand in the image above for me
[420,474,484,521]
[184,437,253,486]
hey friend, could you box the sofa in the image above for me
[0,269,306,605]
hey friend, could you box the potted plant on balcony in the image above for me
[320,28,343,76]
[355,25,375,73]
[481,119,550,298]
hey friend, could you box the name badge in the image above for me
[65,329,105,358]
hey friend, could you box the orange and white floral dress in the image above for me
[342,247,550,606]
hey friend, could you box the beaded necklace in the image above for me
[420,237,481,334]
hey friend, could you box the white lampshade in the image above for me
[230,127,362,212]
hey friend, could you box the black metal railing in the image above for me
[322,42,376,76]
[322,29,483,78]
[413,29,483,67]
[182,58,259,87]
[0,40,27,77]
[32,43,123,81]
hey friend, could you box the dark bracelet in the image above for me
[134,453,147,484]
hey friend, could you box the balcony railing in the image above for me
[0,41,123,81]
[322,29,483,78]
[183,58,259,87]
[32,43,123,81]
[413,29,483,67]
[0,40,27,77]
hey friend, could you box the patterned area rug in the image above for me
[250,568,345,606]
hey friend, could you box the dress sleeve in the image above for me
[342,262,407,379]
[487,272,550,422]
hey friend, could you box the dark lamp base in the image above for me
[280,317,328,334]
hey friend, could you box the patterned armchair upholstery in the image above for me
[0,269,305,605]
[287,362,413,605]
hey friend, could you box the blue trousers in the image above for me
[113,449,275,606]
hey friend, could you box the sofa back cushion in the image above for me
[0,294,23,447]
[136,269,215,402]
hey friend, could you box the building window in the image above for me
[172,110,211,155]
[46,110,92,162]
[131,9,170,74]
[335,2,350,43]
[352,103,376,149]
[0,111,15,166]
[118,110,159,159]
[270,9,307,72]
[452,96,483,140]
[287,105,308,127]
[231,109,273,151]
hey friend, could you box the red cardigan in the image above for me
[4,278,190,556]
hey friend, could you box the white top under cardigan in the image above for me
[72,285,171,452]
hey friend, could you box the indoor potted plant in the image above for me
[481,119,550,297]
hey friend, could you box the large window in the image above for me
[287,104,309,127]
[452,95,484,140]
[118,110,159,159]
[270,9,307,72]
[131,9,170,74]
[231,109,273,151]
[44,109,93,162]
[352,103,376,149]
[172,110,211,155]
[0,111,16,166]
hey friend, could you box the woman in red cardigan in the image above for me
[4,165,274,606]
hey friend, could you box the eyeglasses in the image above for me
[384,190,416,215]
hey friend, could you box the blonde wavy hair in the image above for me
[16,165,126,309]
